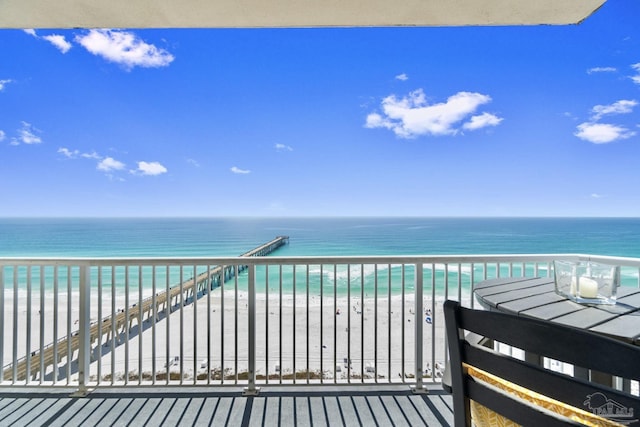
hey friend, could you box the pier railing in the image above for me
[2,253,640,395]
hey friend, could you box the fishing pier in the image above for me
[2,236,289,382]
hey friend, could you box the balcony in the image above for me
[2,253,640,425]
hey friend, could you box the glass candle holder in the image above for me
[553,260,620,305]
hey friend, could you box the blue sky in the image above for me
[1,0,640,217]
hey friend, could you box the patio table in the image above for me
[473,276,640,388]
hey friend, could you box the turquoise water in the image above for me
[1,217,639,294]
[2,217,640,257]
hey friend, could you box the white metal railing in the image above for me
[2,253,640,395]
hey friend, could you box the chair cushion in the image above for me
[466,365,623,427]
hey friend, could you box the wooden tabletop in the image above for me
[474,277,640,346]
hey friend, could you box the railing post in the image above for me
[412,262,427,394]
[72,264,91,397]
[243,264,260,396]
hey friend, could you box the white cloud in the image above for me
[60,147,166,178]
[81,151,101,159]
[59,147,102,160]
[275,143,293,152]
[587,67,617,74]
[58,147,80,158]
[42,34,72,53]
[365,89,500,138]
[591,193,604,198]
[463,112,503,130]
[11,121,42,145]
[575,98,639,144]
[0,130,5,142]
[187,158,200,167]
[0,79,12,91]
[591,99,638,120]
[23,29,72,53]
[97,157,126,172]
[134,161,168,176]
[631,63,640,85]
[75,29,174,70]
[395,73,409,81]
[365,113,385,128]
[231,166,251,174]
[574,122,635,144]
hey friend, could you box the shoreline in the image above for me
[2,289,448,383]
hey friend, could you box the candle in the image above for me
[578,277,599,298]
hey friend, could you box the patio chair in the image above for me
[443,300,640,427]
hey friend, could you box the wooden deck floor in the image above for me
[0,384,453,426]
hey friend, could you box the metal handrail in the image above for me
[1,253,639,395]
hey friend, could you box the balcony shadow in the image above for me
[0,386,454,426]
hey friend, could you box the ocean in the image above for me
[1,217,640,258]
[2,217,639,294]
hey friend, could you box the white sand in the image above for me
[2,288,448,383]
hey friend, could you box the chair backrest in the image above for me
[443,300,640,427]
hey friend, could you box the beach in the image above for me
[2,287,447,384]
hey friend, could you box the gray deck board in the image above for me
[26,398,73,427]
[2,397,44,426]
[0,385,452,426]
[128,398,163,426]
[404,395,433,426]
[337,395,360,425]
[308,397,329,427]
[364,395,389,426]
[424,393,454,425]
[48,398,97,427]
[321,395,345,425]
[101,397,137,426]
[348,396,374,426]
[294,396,312,427]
